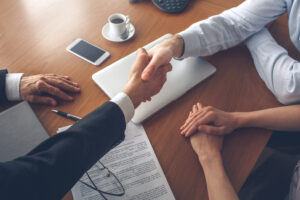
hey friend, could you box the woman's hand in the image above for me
[190,132,224,163]
[180,103,239,137]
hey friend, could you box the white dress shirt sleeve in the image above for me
[178,0,287,57]
[5,73,23,101]
[110,92,135,124]
[245,28,300,105]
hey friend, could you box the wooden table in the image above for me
[2,0,296,199]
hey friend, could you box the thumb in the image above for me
[141,54,162,81]
[156,63,172,77]
[133,48,150,74]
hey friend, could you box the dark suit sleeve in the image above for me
[0,101,126,200]
[0,69,8,104]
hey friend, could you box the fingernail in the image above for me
[51,101,57,106]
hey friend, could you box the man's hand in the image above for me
[20,74,80,105]
[180,103,239,137]
[141,35,183,81]
[123,48,172,108]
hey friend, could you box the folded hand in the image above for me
[180,103,238,137]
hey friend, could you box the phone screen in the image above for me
[70,40,105,62]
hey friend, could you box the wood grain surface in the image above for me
[1,0,295,199]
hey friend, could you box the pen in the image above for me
[52,110,82,121]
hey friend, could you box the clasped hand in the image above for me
[123,48,172,108]
[181,103,240,162]
[180,103,239,137]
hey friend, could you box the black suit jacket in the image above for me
[0,69,8,103]
[0,101,126,200]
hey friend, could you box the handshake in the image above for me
[123,35,184,108]
[123,48,172,108]
[123,35,185,107]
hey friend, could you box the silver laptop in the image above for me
[92,34,216,123]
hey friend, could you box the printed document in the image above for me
[59,122,175,200]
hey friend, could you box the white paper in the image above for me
[62,122,175,200]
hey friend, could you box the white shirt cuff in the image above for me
[178,30,202,58]
[110,92,135,124]
[5,73,23,101]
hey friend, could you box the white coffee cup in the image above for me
[108,13,130,38]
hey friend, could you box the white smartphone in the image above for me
[66,39,110,66]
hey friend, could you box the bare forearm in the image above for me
[235,105,300,131]
[200,155,239,200]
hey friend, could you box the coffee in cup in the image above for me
[108,13,130,38]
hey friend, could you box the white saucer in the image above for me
[102,23,135,42]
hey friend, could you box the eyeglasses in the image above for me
[79,161,125,200]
